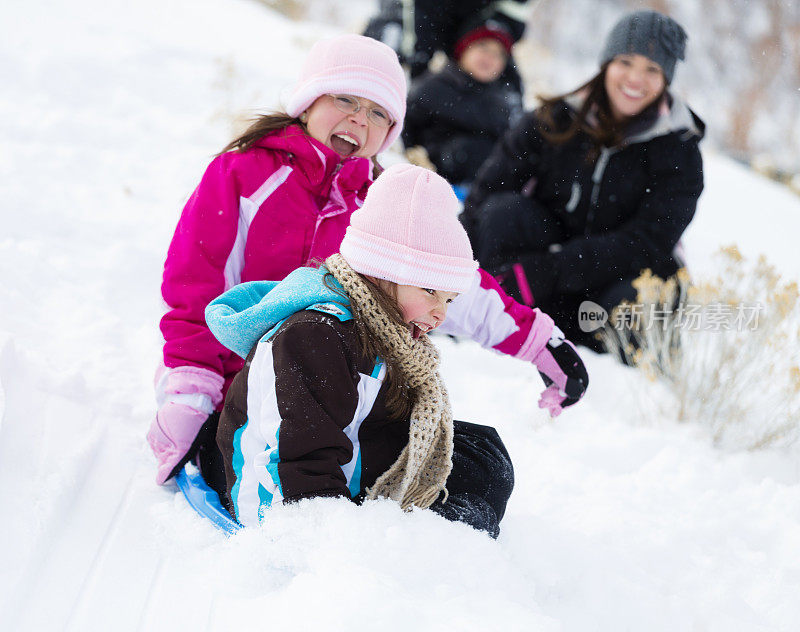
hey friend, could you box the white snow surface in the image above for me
[2,1,800,630]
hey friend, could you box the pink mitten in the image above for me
[515,310,589,418]
[147,365,224,485]
[538,384,566,417]
[532,329,588,418]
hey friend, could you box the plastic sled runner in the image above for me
[451,183,470,202]
[175,466,242,535]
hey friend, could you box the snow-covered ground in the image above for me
[2,1,799,630]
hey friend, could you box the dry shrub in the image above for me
[600,245,800,449]
[404,146,437,172]
[257,0,307,20]
[254,0,363,26]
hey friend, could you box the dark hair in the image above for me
[321,271,415,420]
[537,63,665,157]
[218,112,300,155]
[217,111,384,178]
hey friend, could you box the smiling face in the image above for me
[458,37,508,83]
[303,95,391,159]
[604,54,666,121]
[391,284,459,339]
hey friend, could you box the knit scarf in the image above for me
[325,254,454,510]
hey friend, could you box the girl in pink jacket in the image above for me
[149,33,588,487]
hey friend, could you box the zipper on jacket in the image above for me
[306,214,326,261]
[565,181,581,213]
[305,160,359,262]
[586,146,618,235]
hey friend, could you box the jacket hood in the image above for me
[205,266,350,359]
[626,94,705,144]
[564,92,705,145]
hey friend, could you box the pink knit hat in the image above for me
[286,34,407,154]
[340,164,478,293]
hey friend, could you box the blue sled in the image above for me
[175,466,242,535]
[451,183,470,202]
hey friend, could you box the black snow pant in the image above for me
[198,417,514,538]
[469,191,638,352]
[196,412,227,505]
[429,420,514,539]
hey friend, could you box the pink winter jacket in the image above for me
[160,126,371,393]
[161,125,557,405]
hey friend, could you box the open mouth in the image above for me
[620,86,645,99]
[330,132,361,157]
[410,321,433,339]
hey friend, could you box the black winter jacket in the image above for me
[403,61,522,184]
[461,96,705,294]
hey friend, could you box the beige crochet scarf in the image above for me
[326,254,453,510]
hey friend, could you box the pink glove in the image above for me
[147,365,224,485]
[538,384,566,417]
[515,310,589,418]
[532,328,589,417]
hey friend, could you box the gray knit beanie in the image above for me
[599,10,687,84]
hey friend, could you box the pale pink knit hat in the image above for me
[286,34,407,154]
[340,164,478,293]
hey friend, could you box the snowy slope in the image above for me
[1,1,799,630]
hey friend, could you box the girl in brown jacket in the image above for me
[205,164,588,537]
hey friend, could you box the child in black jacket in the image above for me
[402,17,522,187]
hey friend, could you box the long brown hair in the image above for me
[216,110,385,178]
[537,64,665,155]
[218,112,300,155]
[322,271,415,420]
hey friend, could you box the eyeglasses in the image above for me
[328,94,394,128]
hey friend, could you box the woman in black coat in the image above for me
[461,10,705,350]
